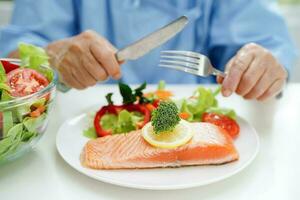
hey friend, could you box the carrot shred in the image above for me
[179,112,190,120]
[145,103,156,112]
[155,90,173,100]
[30,105,46,117]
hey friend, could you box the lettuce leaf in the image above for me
[114,110,137,134]
[84,110,145,138]
[18,42,54,81]
[176,86,236,121]
[23,113,46,133]
[157,80,166,90]
[205,107,237,120]
[3,111,14,137]
[0,61,7,83]
[100,113,118,131]
[19,43,49,69]
[0,61,11,102]
[83,127,97,139]
[21,131,37,142]
[0,123,23,159]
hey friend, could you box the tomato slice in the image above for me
[7,68,49,97]
[202,112,240,139]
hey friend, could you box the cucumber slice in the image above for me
[15,105,31,122]
[3,111,14,137]
[23,113,46,133]
[32,98,46,107]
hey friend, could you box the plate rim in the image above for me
[56,113,260,190]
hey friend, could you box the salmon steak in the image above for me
[81,123,239,169]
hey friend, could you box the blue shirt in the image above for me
[0,0,297,84]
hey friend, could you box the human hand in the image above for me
[46,30,121,89]
[217,43,287,101]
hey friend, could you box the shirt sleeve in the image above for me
[208,0,298,74]
[0,0,78,57]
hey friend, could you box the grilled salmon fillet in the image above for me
[81,122,239,169]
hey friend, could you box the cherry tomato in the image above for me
[202,112,240,139]
[7,68,49,97]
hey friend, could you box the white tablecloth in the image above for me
[0,84,299,200]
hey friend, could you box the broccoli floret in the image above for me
[151,101,180,134]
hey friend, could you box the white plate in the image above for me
[56,112,259,190]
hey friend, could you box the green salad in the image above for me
[175,86,237,121]
[84,81,238,139]
[0,43,55,161]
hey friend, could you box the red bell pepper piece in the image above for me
[152,99,160,108]
[94,105,119,137]
[0,60,20,73]
[94,104,151,137]
[145,99,160,112]
[123,104,151,129]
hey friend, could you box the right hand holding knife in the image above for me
[46,30,121,90]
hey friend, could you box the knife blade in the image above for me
[115,16,189,61]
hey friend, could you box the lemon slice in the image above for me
[142,120,194,149]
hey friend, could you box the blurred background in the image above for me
[0,0,299,82]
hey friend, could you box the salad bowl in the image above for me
[0,57,58,164]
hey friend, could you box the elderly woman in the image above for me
[0,0,297,100]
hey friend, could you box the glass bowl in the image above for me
[0,59,58,164]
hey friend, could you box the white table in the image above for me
[1,84,299,200]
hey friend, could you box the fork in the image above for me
[159,50,226,77]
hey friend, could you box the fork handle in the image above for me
[212,68,226,77]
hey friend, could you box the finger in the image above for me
[236,56,266,96]
[70,71,86,90]
[90,41,121,79]
[63,54,97,88]
[257,79,285,101]
[217,56,235,84]
[243,69,277,99]
[224,56,235,73]
[83,52,109,81]
[221,50,254,97]
[118,60,125,65]
[58,66,85,89]
[73,58,97,87]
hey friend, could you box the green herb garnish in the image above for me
[157,80,165,90]
[105,93,114,105]
[118,82,151,104]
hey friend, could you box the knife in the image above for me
[115,15,189,61]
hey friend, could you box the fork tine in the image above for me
[161,50,203,59]
[159,63,200,76]
[160,55,199,64]
[159,59,199,70]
